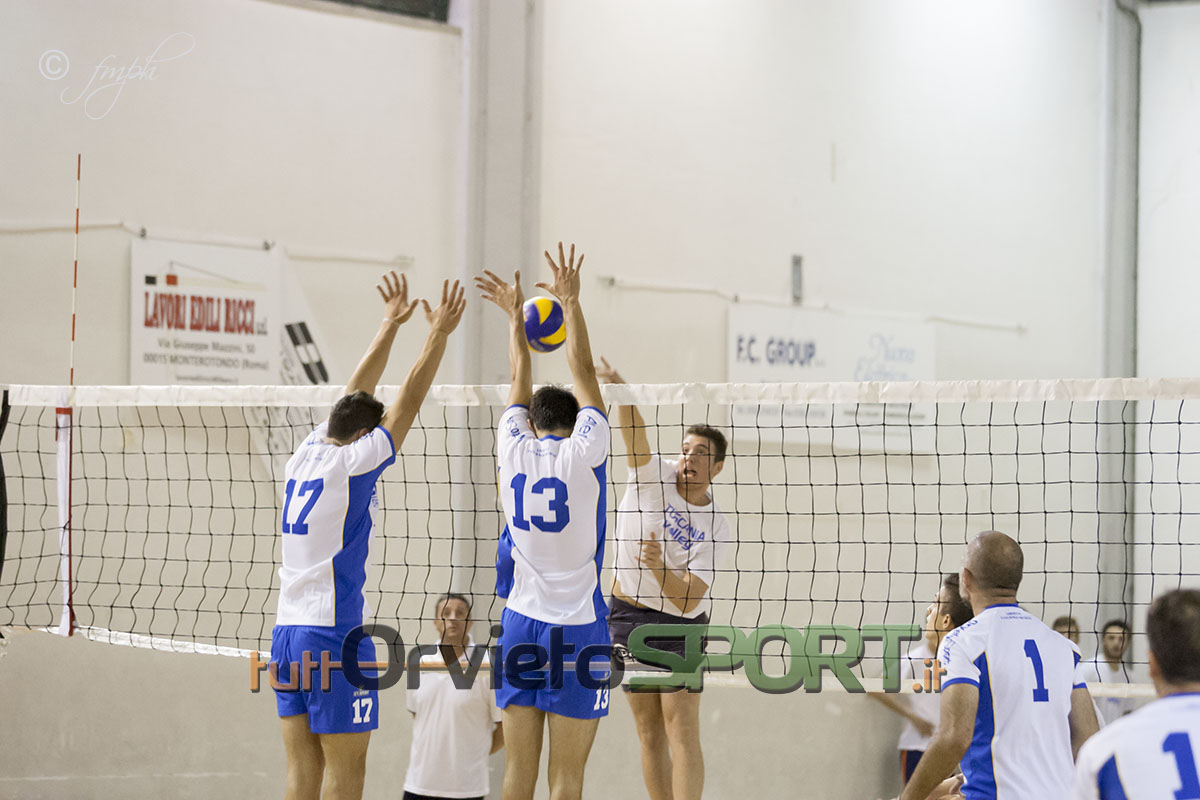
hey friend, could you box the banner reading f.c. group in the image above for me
[130,239,280,384]
[727,303,937,452]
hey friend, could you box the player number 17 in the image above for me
[282,478,324,535]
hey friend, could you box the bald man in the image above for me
[900,532,1100,800]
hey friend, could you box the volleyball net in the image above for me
[1,379,1197,690]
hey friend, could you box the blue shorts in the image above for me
[270,625,379,734]
[495,607,613,720]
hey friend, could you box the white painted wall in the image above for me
[0,0,462,386]
[1132,1,1200,671]
[0,1,1172,798]
[1138,2,1200,379]
[538,0,1110,384]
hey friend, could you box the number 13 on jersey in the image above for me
[509,473,570,533]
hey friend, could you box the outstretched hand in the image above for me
[597,356,625,384]
[474,269,525,318]
[422,279,467,335]
[377,270,419,324]
[537,241,584,305]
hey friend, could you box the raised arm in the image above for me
[344,271,419,396]
[598,357,652,469]
[379,279,466,447]
[475,269,531,408]
[537,242,604,412]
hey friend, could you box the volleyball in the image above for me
[523,296,566,353]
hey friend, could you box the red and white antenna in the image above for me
[56,153,81,636]
[70,153,80,386]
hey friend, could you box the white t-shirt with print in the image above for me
[404,641,500,798]
[612,455,731,618]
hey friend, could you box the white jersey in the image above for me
[1080,655,1141,725]
[496,404,609,626]
[1073,692,1200,799]
[274,421,395,629]
[405,640,500,798]
[939,604,1090,800]
[896,640,942,751]
[612,455,731,618]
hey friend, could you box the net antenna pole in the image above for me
[54,154,81,637]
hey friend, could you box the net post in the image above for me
[54,387,76,636]
[0,389,9,586]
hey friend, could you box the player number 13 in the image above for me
[510,473,571,533]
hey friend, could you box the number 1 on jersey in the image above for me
[1163,732,1200,799]
[1022,639,1050,702]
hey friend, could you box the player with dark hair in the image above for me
[870,573,974,788]
[1052,616,1082,645]
[271,273,466,800]
[900,531,1100,800]
[475,243,610,800]
[596,357,732,800]
[1073,588,1200,798]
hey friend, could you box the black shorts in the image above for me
[608,596,708,692]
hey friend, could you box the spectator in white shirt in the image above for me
[1079,620,1138,725]
[403,593,503,800]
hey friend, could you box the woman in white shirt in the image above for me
[403,594,503,800]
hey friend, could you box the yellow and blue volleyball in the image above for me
[523,296,566,353]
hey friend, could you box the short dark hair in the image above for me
[530,386,580,433]
[1052,615,1079,631]
[941,574,974,628]
[1147,589,1200,684]
[685,424,728,463]
[434,592,472,618]
[1102,619,1131,636]
[328,391,384,441]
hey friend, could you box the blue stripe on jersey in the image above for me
[331,462,389,628]
[591,462,609,620]
[943,677,980,689]
[580,405,609,421]
[1097,755,1128,800]
[1073,650,1087,689]
[496,525,515,599]
[962,652,998,800]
